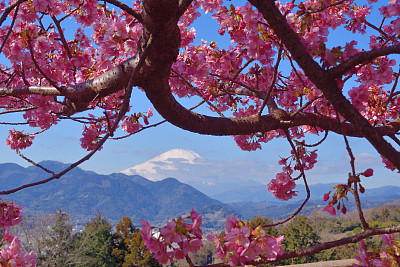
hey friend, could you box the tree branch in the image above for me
[257,225,400,264]
[104,0,143,23]
[249,0,400,170]
[0,0,398,163]
[330,44,400,77]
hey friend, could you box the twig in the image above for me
[110,100,206,140]
[16,151,56,176]
[0,37,152,195]
[305,0,346,14]
[257,47,283,116]
[0,0,27,27]
[51,15,73,59]
[388,67,400,103]
[27,36,62,90]
[290,93,324,118]
[252,224,400,265]
[343,134,369,229]
[263,130,310,228]
[104,0,143,24]
[303,130,328,147]
[209,73,258,93]
[172,69,225,118]
[0,1,20,55]
[0,106,36,115]
[365,20,388,37]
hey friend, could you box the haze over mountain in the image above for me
[0,161,238,228]
[120,148,265,195]
[1,160,399,229]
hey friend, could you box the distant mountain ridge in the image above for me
[1,161,399,229]
[0,161,236,228]
[118,148,265,196]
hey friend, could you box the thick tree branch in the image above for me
[0,0,27,27]
[257,225,400,264]
[330,44,400,77]
[249,0,400,170]
[0,0,398,155]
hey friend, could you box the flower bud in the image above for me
[361,168,373,177]
[341,206,347,214]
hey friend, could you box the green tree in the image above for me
[277,216,321,265]
[248,216,278,237]
[40,208,76,267]
[381,207,390,222]
[112,216,161,267]
[189,241,215,266]
[77,213,115,266]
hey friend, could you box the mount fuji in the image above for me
[120,148,264,196]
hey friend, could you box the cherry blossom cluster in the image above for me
[0,200,36,266]
[79,108,153,151]
[121,108,153,134]
[0,229,36,267]
[0,0,398,174]
[354,234,399,266]
[141,209,284,266]
[5,130,35,151]
[322,169,373,216]
[140,209,203,264]
[381,156,400,172]
[267,144,317,201]
[267,172,298,201]
[207,215,284,266]
[0,200,23,228]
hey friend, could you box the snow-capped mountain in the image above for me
[120,148,203,180]
[119,148,265,195]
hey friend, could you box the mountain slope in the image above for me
[0,161,234,227]
[120,148,203,179]
[119,148,264,196]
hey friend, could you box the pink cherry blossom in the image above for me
[208,214,284,266]
[141,210,204,265]
[354,240,371,266]
[5,130,35,151]
[32,0,55,13]
[80,125,102,151]
[382,156,398,172]
[0,200,23,228]
[267,172,297,201]
[322,205,337,216]
[0,235,36,267]
[0,201,36,266]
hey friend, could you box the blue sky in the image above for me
[0,0,398,190]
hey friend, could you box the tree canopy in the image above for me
[0,0,400,266]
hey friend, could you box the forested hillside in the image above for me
[8,201,400,266]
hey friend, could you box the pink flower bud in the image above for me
[361,168,374,177]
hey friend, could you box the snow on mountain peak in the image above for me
[153,148,201,164]
[119,149,202,179]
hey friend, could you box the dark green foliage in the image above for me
[277,216,321,265]
[76,213,116,266]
